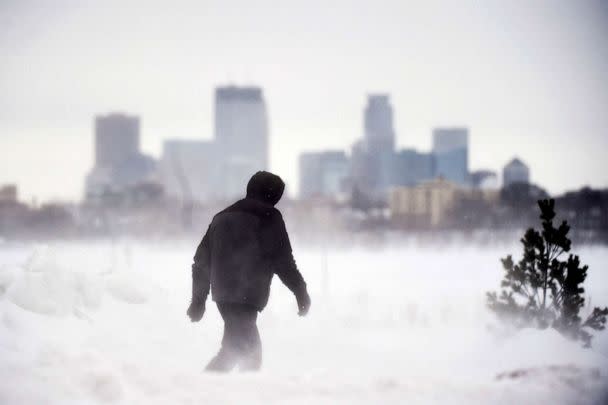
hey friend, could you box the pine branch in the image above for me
[582,307,608,331]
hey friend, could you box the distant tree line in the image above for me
[449,184,608,243]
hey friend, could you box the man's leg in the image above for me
[238,307,262,372]
[205,303,262,372]
[205,303,240,372]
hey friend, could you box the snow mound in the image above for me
[2,245,150,318]
[105,272,149,304]
[5,246,102,316]
[493,328,601,370]
[0,265,17,295]
[0,243,606,404]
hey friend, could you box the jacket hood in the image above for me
[246,171,285,206]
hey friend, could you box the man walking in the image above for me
[187,171,311,372]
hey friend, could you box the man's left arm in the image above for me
[187,225,212,322]
[270,213,311,316]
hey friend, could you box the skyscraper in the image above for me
[350,140,372,193]
[364,95,395,149]
[95,113,140,168]
[432,127,469,186]
[299,151,349,198]
[392,149,435,187]
[214,86,269,199]
[85,112,156,199]
[363,94,395,192]
[159,140,219,203]
[503,157,530,187]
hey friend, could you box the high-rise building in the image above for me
[215,86,268,199]
[350,140,372,193]
[159,140,219,203]
[432,127,469,185]
[85,112,156,199]
[503,158,530,187]
[392,149,435,187]
[364,95,395,149]
[299,151,349,199]
[363,94,395,193]
[95,113,140,168]
[350,94,396,197]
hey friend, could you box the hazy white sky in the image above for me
[1,0,607,202]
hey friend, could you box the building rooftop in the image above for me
[215,86,263,101]
[505,157,528,168]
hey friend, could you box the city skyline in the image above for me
[0,84,601,203]
[81,89,511,204]
[85,91,528,203]
[1,1,607,202]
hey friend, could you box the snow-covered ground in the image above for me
[0,240,607,404]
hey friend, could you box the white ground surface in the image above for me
[0,240,607,404]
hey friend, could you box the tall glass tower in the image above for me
[214,86,269,199]
[432,127,469,186]
[363,94,395,193]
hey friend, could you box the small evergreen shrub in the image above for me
[487,199,608,347]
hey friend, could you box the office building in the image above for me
[503,158,530,187]
[363,94,396,192]
[392,149,434,187]
[390,178,460,227]
[85,112,156,198]
[390,178,499,227]
[299,151,349,198]
[215,86,269,199]
[432,127,469,185]
[95,113,140,168]
[159,140,219,203]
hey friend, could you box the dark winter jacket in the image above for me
[191,172,307,311]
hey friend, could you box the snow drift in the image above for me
[0,241,606,404]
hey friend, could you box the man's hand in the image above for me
[296,290,311,316]
[187,298,205,322]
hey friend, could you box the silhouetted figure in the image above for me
[187,171,311,372]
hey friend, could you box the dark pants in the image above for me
[205,303,262,372]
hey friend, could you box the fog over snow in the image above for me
[0,241,607,404]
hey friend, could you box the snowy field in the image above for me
[0,240,607,404]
